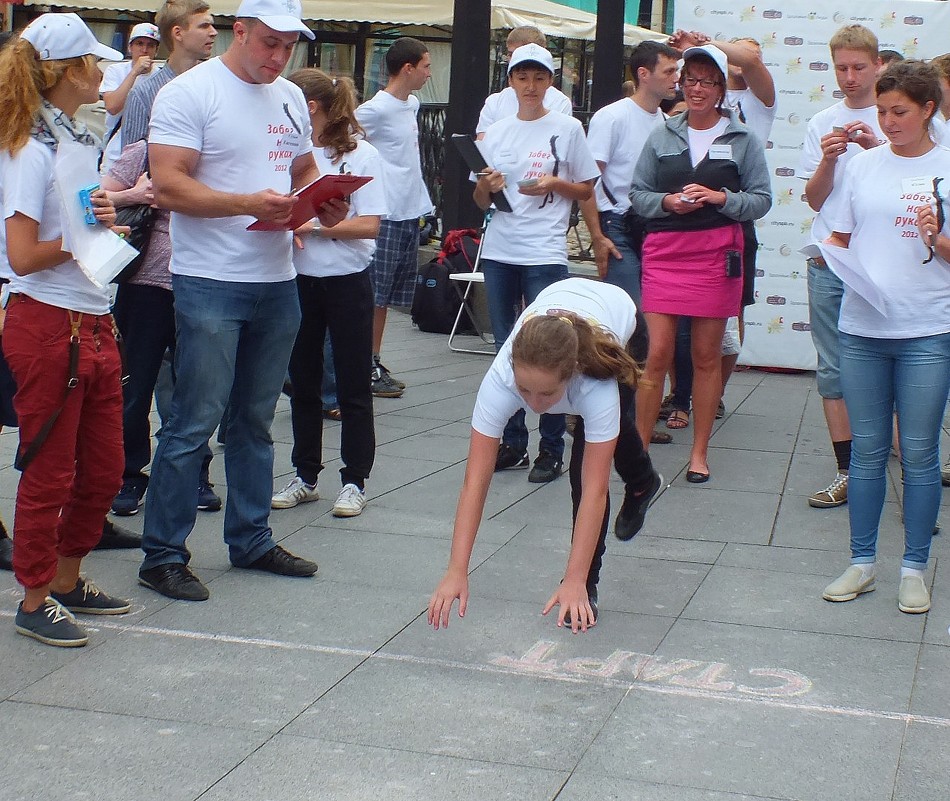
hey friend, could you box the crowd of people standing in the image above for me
[0,7,948,646]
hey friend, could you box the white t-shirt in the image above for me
[933,115,950,148]
[472,278,637,443]
[725,87,776,146]
[293,140,388,278]
[829,144,950,339]
[476,86,573,134]
[687,117,729,167]
[586,97,664,214]
[799,101,884,245]
[99,61,157,173]
[0,139,111,313]
[149,58,313,283]
[355,90,432,221]
[478,112,600,266]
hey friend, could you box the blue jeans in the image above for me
[599,211,642,306]
[481,258,569,458]
[839,331,950,568]
[141,275,301,570]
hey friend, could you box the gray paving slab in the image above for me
[681,564,928,642]
[710,412,801,453]
[0,701,268,801]
[200,734,570,801]
[616,533,725,565]
[892,722,950,801]
[578,692,905,801]
[283,658,626,770]
[923,558,950,645]
[557,772,782,801]
[668,447,791,493]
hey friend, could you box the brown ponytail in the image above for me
[288,67,364,163]
[0,38,96,155]
[511,313,640,387]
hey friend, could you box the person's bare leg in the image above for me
[690,317,729,475]
[635,313,677,450]
[372,305,388,356]
[23,556,81,613]
[823,397,851,442]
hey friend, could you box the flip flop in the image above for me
[666,409,690,430]
[657,393,675,421]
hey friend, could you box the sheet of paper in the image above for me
[54,140,138,287]
[799,241,887,315]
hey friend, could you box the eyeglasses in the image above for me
[682,77,722,89]
[923,176,945,265]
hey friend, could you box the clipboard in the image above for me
[450,133,513,213]
[247,173,372,231]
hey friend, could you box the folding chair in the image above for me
[448,210,496,355]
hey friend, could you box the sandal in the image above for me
[657,393,675,421]
[650,429,673,445]
[323,407,342,421]
[666,409,690,430]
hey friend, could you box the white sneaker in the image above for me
[822,565,875,602]
[332,484,366,517]
[271,477,319,509]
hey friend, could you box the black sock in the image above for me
[832,439,851,473]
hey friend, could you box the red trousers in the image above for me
[3,294,123,589]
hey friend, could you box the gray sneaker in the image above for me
[15,598,89,647]
[50,577,131,615]
[373,357,406,390]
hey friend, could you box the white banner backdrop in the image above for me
[674,1,950,369]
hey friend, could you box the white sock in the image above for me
[852,563,875,580]
[900,566,925,580]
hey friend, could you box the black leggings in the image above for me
[569,380,655,594]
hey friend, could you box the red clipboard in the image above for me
[246,174,372,231]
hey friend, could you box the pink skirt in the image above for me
[641,224,744,318]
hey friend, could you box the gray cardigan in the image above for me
[629,109,772,226]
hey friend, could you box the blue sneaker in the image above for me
[15,598,89,647]
[112,480,145,516]
[197,480,222,512]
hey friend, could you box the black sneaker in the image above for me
[495,444,529,471]
[371,366,404,398]
[15,598,89,647]
[0,535,12,571]
[615,471,663,541]
[197,480,223,512]
[243,545,318,577]
[50,577,131,615]
[373,356,406,390]
[138,563,210,601]
[95,518,142,550]
[528,451,563,483]
[112,479,146,516]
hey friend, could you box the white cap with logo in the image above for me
[682,44,729,83]
[20,12,124,62]
[507,42,555,75]
[129,23,161,43]
[235,0,315,41]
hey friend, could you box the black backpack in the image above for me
[411,230,480,335]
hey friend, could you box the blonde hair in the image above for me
[507,26,546,48]
[288,68,362,162]
[511,314,640,387]
[156,0,212,49]
[829,25,879,61]
[0,37,97,155]
[931,53,950,83]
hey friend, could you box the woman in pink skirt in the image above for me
[630,45,771,482]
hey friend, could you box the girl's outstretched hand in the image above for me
[428,569,469,630]
[542,578,596,634]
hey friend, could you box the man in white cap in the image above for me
[139,0,340,601]
[99,22,161,172]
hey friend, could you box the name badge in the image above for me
[901,176,932,195]
[709,144,733,160]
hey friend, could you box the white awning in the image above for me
[28,0,664,44]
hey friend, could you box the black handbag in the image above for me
[113,201,154,283]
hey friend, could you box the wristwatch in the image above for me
[310,217,322,236]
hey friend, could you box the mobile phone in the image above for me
[679,194,696,204]
[725,249,742,278]
[78,183,100,225]
[517,178,539,188]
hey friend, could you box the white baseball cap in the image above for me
[21,13,124,62]
[235,0,315,40]
[682,44,729,83]
[129,23,160,43]
[507,42,555,75]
